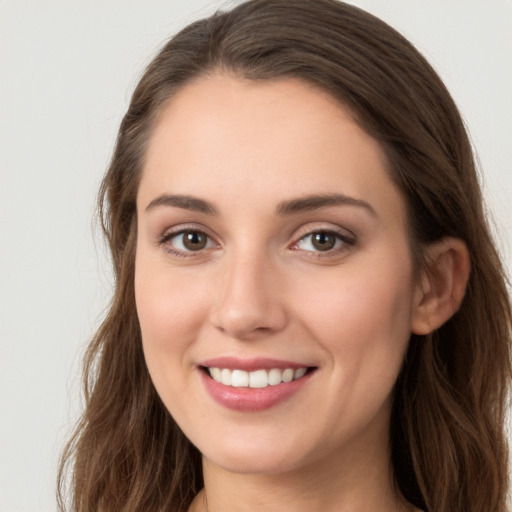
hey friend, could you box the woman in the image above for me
[58,1,511,511]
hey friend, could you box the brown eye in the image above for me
[295,229,354,255]
[311,232,336,251]
[161,229,213,255]
[182,230,208,251]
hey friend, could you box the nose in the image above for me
[209,250,288,340]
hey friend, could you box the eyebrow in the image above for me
[144,192,376,217]
[275,193,376,217]
[145,194,218,215]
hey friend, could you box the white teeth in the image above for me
[249,369,268,388]
[281,368,294,383]
[294,367,307,379]
[207,367,309,388]
[268,368,282,386]
[231,369,249,387]
[221,368,231,386]
[210,367,222,381]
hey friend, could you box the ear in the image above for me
[411,238,471,335]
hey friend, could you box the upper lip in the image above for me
[199,356,314,372]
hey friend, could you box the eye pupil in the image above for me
[312,232,336,251]
[183,231,207,250]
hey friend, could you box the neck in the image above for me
[190,435,414,512]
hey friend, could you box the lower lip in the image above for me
[200,370,312,412]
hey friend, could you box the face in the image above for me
[135,75,423,476]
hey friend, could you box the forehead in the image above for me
[138,74,405,226]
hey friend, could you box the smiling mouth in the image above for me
[202,366,315,389]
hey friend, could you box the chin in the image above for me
[204,452,306,476]
[197,431,322,476]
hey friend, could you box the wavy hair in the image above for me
[58,1,511,511]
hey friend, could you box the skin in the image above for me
[135,74,434,511]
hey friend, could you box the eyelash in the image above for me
[291,229,355,258]
[158,227,355,259]
[158,228,217,258]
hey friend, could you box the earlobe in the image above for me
[411,238,471,335]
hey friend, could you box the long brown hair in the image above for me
[58,1,511,510]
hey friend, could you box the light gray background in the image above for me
[1,1,511,511]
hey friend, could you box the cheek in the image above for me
[134,253,210,378]
[295,254,415,367]
[292,257,415,433]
